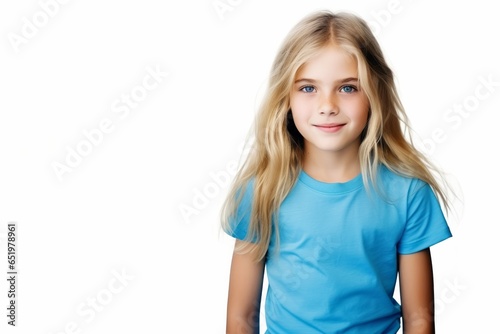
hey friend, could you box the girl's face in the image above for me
[289,44,370,159]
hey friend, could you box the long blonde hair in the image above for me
[221,10,451,262]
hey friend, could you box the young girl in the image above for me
[221,10,452,334]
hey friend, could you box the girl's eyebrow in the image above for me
[294,77,359,84]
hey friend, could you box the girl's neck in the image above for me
[302,147,361,183]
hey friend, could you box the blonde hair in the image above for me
[221,10,451,262]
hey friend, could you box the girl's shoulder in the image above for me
[376,164,431,197]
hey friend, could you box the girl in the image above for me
[221,10,452,334]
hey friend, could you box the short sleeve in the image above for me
[224,180,254,241]
[397,180,452,254]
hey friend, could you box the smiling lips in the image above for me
[314,123,346,133]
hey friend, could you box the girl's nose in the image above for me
[319,93,339,115]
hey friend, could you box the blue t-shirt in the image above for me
[228,165,452,333]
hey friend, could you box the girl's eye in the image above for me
[340,85,357,93]
[300,85,316,93]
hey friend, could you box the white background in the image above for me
[1,0,499,333]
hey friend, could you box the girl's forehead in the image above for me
[295,45,358,79]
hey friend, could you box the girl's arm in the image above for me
[398,248,435,334]
[226,239,265,334]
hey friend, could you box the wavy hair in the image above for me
[221,10,451,262]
